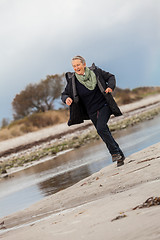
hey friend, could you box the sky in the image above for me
[0,0,160,123]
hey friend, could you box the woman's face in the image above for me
[72,59,86,75]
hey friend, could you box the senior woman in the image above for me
[61,56,125,167]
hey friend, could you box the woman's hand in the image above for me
[66,97,73,106]
[105,87,112,93]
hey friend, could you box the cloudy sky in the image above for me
[0,0,160,123]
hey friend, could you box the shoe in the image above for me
[112,153,125,167]
[117,157,125,167]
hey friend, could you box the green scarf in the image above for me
[75,67,97,90]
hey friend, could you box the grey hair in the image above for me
[71,55,86,64]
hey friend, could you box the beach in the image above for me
[0,94,160,239]
[0,142,160,240]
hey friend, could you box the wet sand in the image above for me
[0,142,160,240]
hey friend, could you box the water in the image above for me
[0,115,160,218]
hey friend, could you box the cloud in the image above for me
[0,0,160,121]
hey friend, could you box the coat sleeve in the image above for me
[61,72,73,104]
[100,69,116,91]
[61,82,70,104]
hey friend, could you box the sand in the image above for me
[0,143,160,239]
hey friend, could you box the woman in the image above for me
[61,56,125,167]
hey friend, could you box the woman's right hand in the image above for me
[66,97,73,106]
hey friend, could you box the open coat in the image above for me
[61,63,122,126]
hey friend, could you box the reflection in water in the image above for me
[0,115,160,218]
[38,165,92,197]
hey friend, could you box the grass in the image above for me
[114,86,160,105]
[0,109,69,141]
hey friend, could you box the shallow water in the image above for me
[0,115,160,218]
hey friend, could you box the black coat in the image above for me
[61,63,122,126]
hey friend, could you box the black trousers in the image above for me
[89,104,123,156]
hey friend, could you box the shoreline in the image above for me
[0,94,160,176]
[0,142,160,240]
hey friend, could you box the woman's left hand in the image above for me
[105,87,112,93]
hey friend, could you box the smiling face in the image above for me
[72,59,86,75]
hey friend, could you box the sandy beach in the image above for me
[0,142,160,240]
[0,94,160,239]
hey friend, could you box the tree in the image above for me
[1,118,10,128]
[12,74,64,119]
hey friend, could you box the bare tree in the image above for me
[12,74,64,119]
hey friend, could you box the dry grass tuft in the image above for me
[0,109,69,141]
[114,86,160,105]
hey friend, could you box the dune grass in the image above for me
[0,109,69,141]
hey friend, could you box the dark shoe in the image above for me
[112,153,125,167]
[117,157,125,167]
